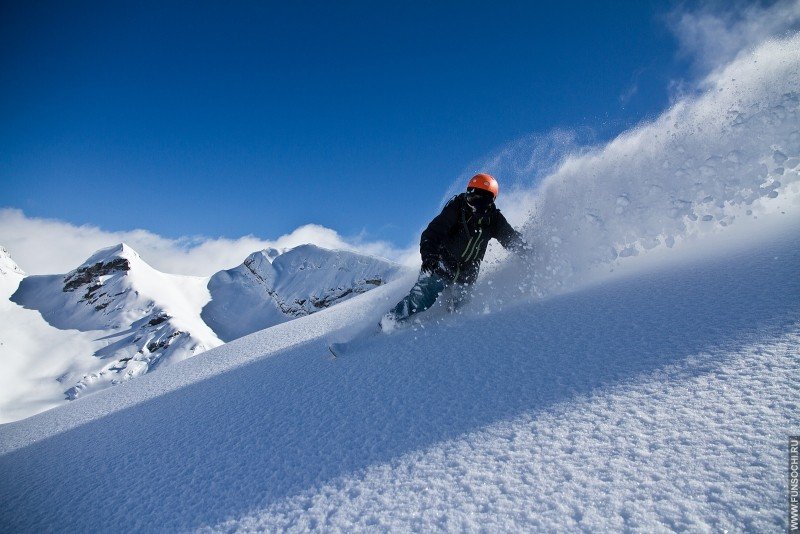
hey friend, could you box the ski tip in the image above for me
[328,341,354,359]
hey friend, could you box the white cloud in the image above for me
[669,0,800,77]
[0,208,416,276]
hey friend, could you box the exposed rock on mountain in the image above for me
[11,244,222,400]
[2,242,403,419]
[202,244,400,341]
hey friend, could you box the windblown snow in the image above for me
[0,29,798,534]
[472,31,800,303]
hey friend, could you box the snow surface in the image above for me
[0,248,101,423]
[0,246,24,279]
[0,217,797,532]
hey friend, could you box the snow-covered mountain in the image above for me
[10,243,223,402]
[0,247,102,423]
[0,242,402,422]
[202,244,401,341]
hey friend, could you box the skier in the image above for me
[381,173,530,331]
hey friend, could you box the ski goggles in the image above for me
[466,189,494,209]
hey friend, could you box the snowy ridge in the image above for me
[1,242,401,421]
[203,244,401,341]
[10,243,223,402]
[0,245,25,302]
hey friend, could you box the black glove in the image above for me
[421,256,438,274]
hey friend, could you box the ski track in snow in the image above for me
[0,223,797,532]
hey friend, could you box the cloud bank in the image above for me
[0,208,415,276]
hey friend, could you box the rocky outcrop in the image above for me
[202,244,402,342]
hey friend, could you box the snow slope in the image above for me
[0,217,796,532]
[0,246,24,279]
[0,248,101,423]
[202,244,400,341]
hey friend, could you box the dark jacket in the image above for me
[420,193,526,284]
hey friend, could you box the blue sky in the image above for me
[1,0,690,250]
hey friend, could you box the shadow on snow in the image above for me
[1,238,798,531]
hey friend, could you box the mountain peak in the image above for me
[64,243,147,295]
[242,247,284,267]
[288,243,323,254]
[274,244,387,272]
[79,243,140,268]
[202,243,402,341]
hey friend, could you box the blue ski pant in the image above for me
[388,270,471,322]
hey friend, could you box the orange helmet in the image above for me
[467,173,499,198]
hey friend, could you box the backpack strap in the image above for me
[460,201,471,234]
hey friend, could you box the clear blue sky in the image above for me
[1,0,688,248]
